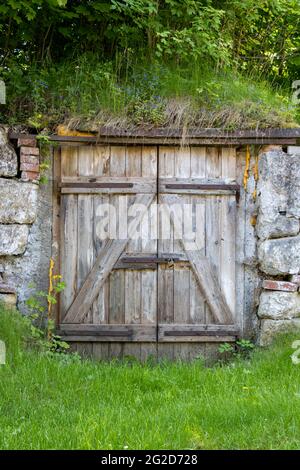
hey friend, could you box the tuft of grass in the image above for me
[1,57,298,131]
[1,304,300,449]
[0,302,31,366]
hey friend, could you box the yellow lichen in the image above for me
[243,145,251,191]
[56,125,94,137]
[47,258,55,340]
[252,153,259,201]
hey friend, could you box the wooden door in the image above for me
[56,144,239,349]
[58,145,158,343]
[157,146,238,343]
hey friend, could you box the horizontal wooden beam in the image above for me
[60,177,156,194]
[165,183,239,191]
[158,324,239,342]
[58,324,156,342]
[58,323,239,342]
[60,182,134,189]
[9,128,300,146]
[51,127,300,138]
[114,252,188,270]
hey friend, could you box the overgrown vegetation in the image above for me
[2,59,297,130]
[0,1,300,129]
[1,303,300,450]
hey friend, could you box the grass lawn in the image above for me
[1,306,300,450]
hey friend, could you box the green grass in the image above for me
[2,57,299,130]
[1,304,300,450]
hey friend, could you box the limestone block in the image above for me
[258,235,300,275]
[287,154,300,218]
[0,179,38,224]
[258,291,300,320]
[259,319,300,346]
[0,128,18,177]
[0,225,29,255]
[256,216,299,240]
[256,150,300,239]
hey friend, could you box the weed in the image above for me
[218,339,255,362]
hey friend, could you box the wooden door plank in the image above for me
[191,146,206,177]
[52,147,61,325]
[109,147,126,326]
[190,146,206,324]
[60,196,78,319]
[141,147,157,328]
[220,147,236,316]
[158,146,175,360]
[235,149,245,334]
[63,192,155,323]
[61,147,78,179]
[158,147,175,321]
[205,147,221,323]
[173,146,190,345]
[60,147,78,320]
[77,147,94,323]
[93,195,109,324]
[141,146,157,177]
[93,145,110,176]
[92,145,111,324]
[126,145,142,177]
[125,147,143,350]
[93,343,110,360]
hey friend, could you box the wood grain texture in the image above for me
[190,146,206,324]
[77,146,94,323]
[60,147,78,320]
[92,146,110,324]
[124,147,143,363]
[220,147,236,316]
[109,146,126,327]
[163,191,234,325]
[52,147,61,324]
[57,144,239,360]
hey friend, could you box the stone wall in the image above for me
[0,126,52,311]
[256,146,300,345]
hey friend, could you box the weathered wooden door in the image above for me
[56,144,239,353]
[58,145,158,344]
[157,146,237,343]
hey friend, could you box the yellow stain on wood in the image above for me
[250,215,257,226]
[252,153,259,201]
[253,154,259,182]
[56,125,94,137]
[47,258,55,340]
[243,145,251,191]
